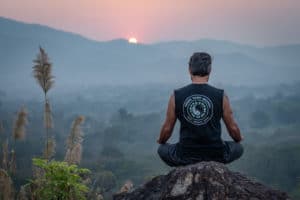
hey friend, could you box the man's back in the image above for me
[174,83,225,161]
[157,52,243,167]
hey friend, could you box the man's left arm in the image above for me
[157,94,177,144]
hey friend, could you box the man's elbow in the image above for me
[162,124,173,135]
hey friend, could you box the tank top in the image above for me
[174,83,225,160]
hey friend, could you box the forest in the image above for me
[0,48,300,200]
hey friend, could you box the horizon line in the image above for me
[1,15,299,48]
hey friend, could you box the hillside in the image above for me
[0,16,300,97]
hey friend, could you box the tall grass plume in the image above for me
[0,169,15,200]
[32,47,54,96]
[0,120,4,134]
[9,150,16,175]
[1,140,9,170]
[64,116,85,164]
[12,106,28,140]
[44,99,53,129]
[32,46,55,160]
[43,137,56,160]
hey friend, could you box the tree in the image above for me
[31,158,90,200]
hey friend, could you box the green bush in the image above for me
[32,158,90,200]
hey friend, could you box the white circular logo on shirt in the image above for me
[183,94,213,126]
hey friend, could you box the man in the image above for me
[157,52,243,167]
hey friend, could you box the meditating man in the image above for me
[157,52,243,167]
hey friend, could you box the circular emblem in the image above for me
[183,95,213,126]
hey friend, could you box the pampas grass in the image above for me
[65,143,82,165]
[2,140,9,170]
[0,120,4,134]
[0,106,28,197]
[12,107,28,140]
[67,116,84,146]
[18,185,29,200]
[43,137,56,160]
[32,46,55,160]
[65,116,85,165]
[32,47,54,96]
[9,106,28,175]
[44,99,53,129]
[0,169,15,200]
[18,183,35,200]
[9,150,16,175]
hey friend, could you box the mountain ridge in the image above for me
[0,16,299,97]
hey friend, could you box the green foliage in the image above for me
[32,158,90,200]
[2,84,300,198]
[231,143,300,194]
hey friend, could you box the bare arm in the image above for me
[157,94,177,144]
[222,93,243,142]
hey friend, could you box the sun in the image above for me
[128,37,138,44]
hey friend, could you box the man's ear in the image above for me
[208,65,212,74]
[188,67,192,76]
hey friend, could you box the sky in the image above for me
[0,0,299,45]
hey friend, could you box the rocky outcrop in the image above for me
[113,161,289,200]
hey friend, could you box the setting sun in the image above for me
[128,37,138,44]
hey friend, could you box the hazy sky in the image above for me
[0,0,299,45]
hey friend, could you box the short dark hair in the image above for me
[189,52,212,76]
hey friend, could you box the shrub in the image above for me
[32,158,90,200]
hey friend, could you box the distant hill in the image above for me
[0,17,299,96]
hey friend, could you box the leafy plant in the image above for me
[31,158,90,200]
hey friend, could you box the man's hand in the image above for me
[157,94,177,144]
[157,139,163,144]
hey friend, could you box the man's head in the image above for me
[188,52,212,77]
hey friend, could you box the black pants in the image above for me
[157,141,244,167]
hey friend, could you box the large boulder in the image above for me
[113,161,289,200]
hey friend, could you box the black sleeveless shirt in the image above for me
[174,83,225,160]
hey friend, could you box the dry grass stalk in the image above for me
[0,120,4,134]
[18,185,29,200]
[12,106,28,140]
[18,183,36,200]
[2,140,9,170]
[0,169,15,200]
[43,137,56,160]
[67,116,85,146]
[44,99,53,129]
[33,46,55,160]
[9,150,16,175]
[64,116,85,165]
[65,143,82,165]
[32,47,54,95]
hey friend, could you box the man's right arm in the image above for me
[222,93,243,142]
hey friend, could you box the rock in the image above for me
[118,180,134,194]
[113,161,290,200]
